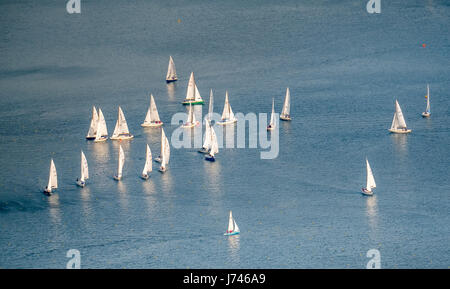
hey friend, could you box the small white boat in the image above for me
[141,144,152,180]
[141,94,163,127]
[181,103,199,128]
[267,98,276,131]
[280,87,291,121]
[86,106,98,139]
[111,106,134,140]
[198,118,212,154]
[205,123,219,162]
[182,72,204,105]
[113,145,125,181]
[421,84,431,118]
[44,159,58,196]
[166,56,178,83]
[362,158,376,196]
[93,108,108,142]
[217,91,237,125]
[389,100,412,134]
[76,150,89,187]
[224,211,240,236]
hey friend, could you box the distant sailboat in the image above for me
[362,158,376,196]
[166,56,178,83]
[280,88,291,121]
[111,106,134,140]
[422,84,431,118]
[94,108,108,142]
[182,72,204,105]
[267,98,276,131]
[205,123,219,162]
[198,118,212,154]
[217,91,237,125]
[181,103,199,128]
[44,159,57,196]
[224,211,240,236]
[141,94,163,127]
[158,129,170,172]
[76,151,89,187]
[141,144,152,180]
[86,106,98,139]
[389,100,412,134]
[113,145,125,181]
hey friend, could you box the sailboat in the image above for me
[182,72,204,105]
[389,100,411,134]
[76,151,89,187]
[421,84,431,117]
[267,98,276,131]
[94,108,108,142]
[217,91,237,125]
[113,145,125,181]
[155,128,170,165]
[86,106,98,139]
[166,56,178,83]
[224,211,240,236]
[141,144,152,180]
[44,159,58,196]
[205,123,219,162]
[198,118,212,154]
[181,103,199,128]
[280,87,291,121]
[141,94,163,127]
[111,106,134,140]
[362,158,376,196]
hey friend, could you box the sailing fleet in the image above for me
[42,56,434,234]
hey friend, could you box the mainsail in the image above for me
[117,145,125,178]
[391,100,408,130]
[47,159,58,190]
[95,108,108,139]
[208,89,214,120]
[86,106,98,138]
[425,84,430,113]
[365,158,376,190]
[142,144,152,176]
[281,88,290,117]
[221,91,235,121]
[209,125,219,157]
[269,98,275,127]
[202,119,212,150]
[80,151,89,182]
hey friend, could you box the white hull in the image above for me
[141,174,149,180]
[361,188,373,196]
[181,121,199,128]
[110,134,134,140]
[76,180,86,187]
[94,136,108,142]
[159,167,166,173]
[141,122,163,127]
[217,119,237,125]
[154,157,161,163]
[389,128,412,134]
[267,126,275,131]
[421,112,430,118]
[280,115,291,121]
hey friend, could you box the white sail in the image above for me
[426,84,430,113]
[227,211,234,232]
[143,94,161,124]
[269,98,275,127]
[112,106,131,137]
[208,89,214,120]
[209,125,219,157]
[96,108,108,138]
[233,220,240,233]
[86,106,98,138]
[142,144,152,175]
[80,150,89,182]
[185,72,202,101]
[394,100,407,129]
[47,159,58,189]
[187,104,196,124]
[166,56,177,81]
[221,91,235,121]
[281,88,290,117]
[117,145,125,178]
[202,119,212,149]
[164,131,170,165]
[366,158,376,190]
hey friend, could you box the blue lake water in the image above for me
[0,0,449,268]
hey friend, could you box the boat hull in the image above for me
[280,116,291,121]
[43,190,52,196]
[421,112,431,118]
[141,122,163,127]
[93,136,108,142]
[182,100,204,105]
[113,175,122,181]
[141,174,149,180]
[361,188,373,196]
[154,157,161,163]
[166,79,177,83]
[76,180,86,187]
[86,136,96,140]
[110,135,134,140]
[267,126,275,131]
[389,128,412,134]
[205,155,215,162]
[158,167,166,173]
[182,121,199,128]
[217,119,237,125]
[224,231,240,236]
[198,148,210,154]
